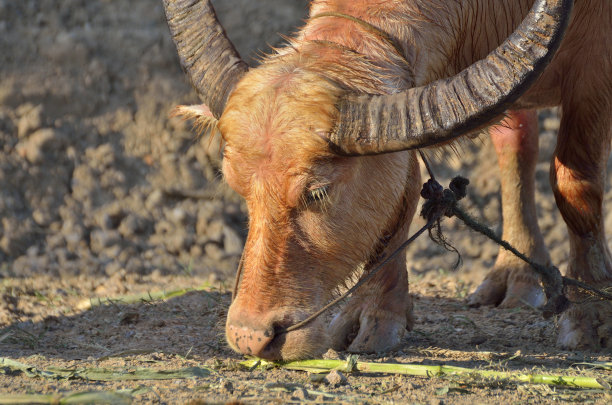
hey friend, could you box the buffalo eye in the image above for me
[305,184,330,206]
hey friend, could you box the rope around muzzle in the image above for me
[229,220,437,333]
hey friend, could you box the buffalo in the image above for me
[164,0,612,359]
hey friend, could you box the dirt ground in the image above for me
[0,0,611,403]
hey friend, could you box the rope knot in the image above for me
[420,176,470,222]
[420,178,443,201]
[449,176,469,201]
[419,176,470,270]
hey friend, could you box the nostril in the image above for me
[272,320,290,336]
[258,321,290,359]
[227,323,275,357]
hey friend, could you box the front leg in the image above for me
[328,250,412,353]
[468,110,550,308]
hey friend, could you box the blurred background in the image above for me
[0,0,309,281]
[0,0,607,287]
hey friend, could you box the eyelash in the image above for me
[305,185,330,205]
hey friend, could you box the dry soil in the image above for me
[1,1,611,404]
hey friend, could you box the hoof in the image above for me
[468,265,545,309]
[557,300,612,350]
[328,298,412,354]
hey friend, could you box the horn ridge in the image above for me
[330,0,574,155]
[163,0,249,119]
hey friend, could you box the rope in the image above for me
[421,176,612,317]
[231,250,245,302]
[282,171,474,333]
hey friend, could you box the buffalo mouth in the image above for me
[225,304,330,360]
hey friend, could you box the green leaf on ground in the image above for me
[1,357,211,381]
[573,362,612,371]
[0,391,134,405]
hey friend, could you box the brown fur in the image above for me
[176,0,612,358]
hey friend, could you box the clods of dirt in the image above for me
[1,0,611,403]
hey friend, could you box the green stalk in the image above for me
[241,358,609,390]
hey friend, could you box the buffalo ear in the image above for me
[172,103,215,120]
[171,103,225,157]
[171,103,219,136]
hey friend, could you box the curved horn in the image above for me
[163,0,249,119]
[329,0,573,155]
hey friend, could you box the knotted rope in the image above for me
[420,175,612,318]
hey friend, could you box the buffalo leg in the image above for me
[327,249,413,353]
[552,96,612,350]
[468,110,550,308]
